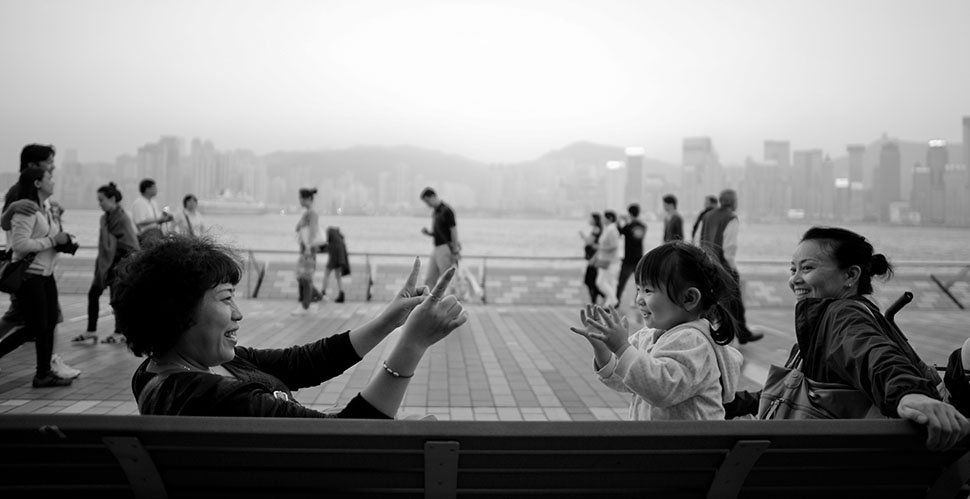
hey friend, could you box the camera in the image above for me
[55,233,80,255]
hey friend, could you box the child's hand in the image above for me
[572,305,630,355]
[569,304,601,345]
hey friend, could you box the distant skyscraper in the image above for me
[847,145,865,185]
[604,161,626,213]
[764,140,791,167]
[964,116,970,169]
[911,164,931,223]
[624,147,644,207]
[876,141,901,221]
[191,138,216,199]
[792,150,822,214]
[943,164,970,226]
[819,155,835,219]
[834,178,850,219]
[927,140,948,223]
[682,137,721,215]
[158,136,183,208]
[761,140,790,218]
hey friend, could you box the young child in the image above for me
[570,241,744,421]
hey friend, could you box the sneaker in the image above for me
[51,354,81,379]
[32,372,74,388]
[291,307,308,316]
[335,291,345,303]
[308,303,320,314]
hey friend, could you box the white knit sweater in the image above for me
[595,319,743,421]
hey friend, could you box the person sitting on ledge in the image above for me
[113,235,467,418]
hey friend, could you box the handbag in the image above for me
[758,347,881,420]
[0,252,36,294]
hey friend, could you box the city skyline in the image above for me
[31,112,968,228]
[2,0,970,166]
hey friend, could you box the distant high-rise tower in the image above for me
[792,150,822,215]
[877,141,901,221]
[963,116,970,169]
[682,137,721,215]
[764,140,791,167]
[820,155,835,219]
[927,140,948,223]
[845,144,867,222]
[911,163,931,223]
[624,147,644,207]
[158,136,183,208]
[605,161,626,213]
[761,140,790,219]
[943,164,970,226]
[847,145,865,185]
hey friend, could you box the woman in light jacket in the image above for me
[8,167,72,387]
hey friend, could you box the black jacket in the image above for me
[792,296,941,417]
[132,331,388,419]
[725,296,942,419]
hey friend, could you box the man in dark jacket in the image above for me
[661,194,683,242]
[691,195,717,243]
[698,189,762,344]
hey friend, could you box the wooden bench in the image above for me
[2,415,970,498]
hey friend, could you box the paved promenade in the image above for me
[1,294,967,420]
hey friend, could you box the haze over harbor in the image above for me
[2,0,969,224]
[2,0,969,164]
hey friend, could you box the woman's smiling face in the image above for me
[789,240,855,301]
[173,283,243,369]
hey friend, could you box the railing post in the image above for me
[481,257,488,305]
[366,253,373,302]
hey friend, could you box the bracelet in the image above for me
[382,361,414,379]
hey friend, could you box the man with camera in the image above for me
[0,144,80,382]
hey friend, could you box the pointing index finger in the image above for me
[404,257,421,291]
[430,266,456,300]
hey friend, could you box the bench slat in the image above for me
[3,415,968,498]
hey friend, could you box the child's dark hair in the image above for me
[634,241,739,344]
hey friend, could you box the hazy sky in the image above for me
[2,0,969,165]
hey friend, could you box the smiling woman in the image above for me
[112,235,467,419]
[755,226,969,450]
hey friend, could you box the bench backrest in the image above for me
[2,415,968,498]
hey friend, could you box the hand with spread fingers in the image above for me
[379,257,429,329]
[570,304,631,356]
[361,265,468,417]
[400,266,468,350]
